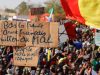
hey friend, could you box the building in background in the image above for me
[0,9,16,20]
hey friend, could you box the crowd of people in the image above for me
[0,24,100,75]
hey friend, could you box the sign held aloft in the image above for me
[0,21,58,47]
[13,47,40,67]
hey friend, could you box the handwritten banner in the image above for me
[0,21,58,47]
[13,47,40,66]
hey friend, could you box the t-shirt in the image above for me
[82,41,90,48]
[55,49,62,54]
[73,41,82,49]
[92,69,97,75]
[92,59,98,71]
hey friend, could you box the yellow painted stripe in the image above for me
[78,0,100,28]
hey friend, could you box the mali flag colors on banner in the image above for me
[60,0,100,29]
[64,22,77,40]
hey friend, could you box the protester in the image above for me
[0,24,100,75]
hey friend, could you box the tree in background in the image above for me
[5,8,16,13]
[15,1,29,15]
[15,0,66,21]
[45,0,66,21]
[15,1,43,15]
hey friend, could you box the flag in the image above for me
[60,0,100,29]
[46,7,54,22]
[64,22,77,40]
[47,49,51,61]
[49,8,54,18]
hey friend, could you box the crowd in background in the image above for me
[0,24,100,75]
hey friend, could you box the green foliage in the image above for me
[45,0,66,21]
[16,1,43,15]
[16,0,66,19]
[5,8,16,13]
[17,1,29,15]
